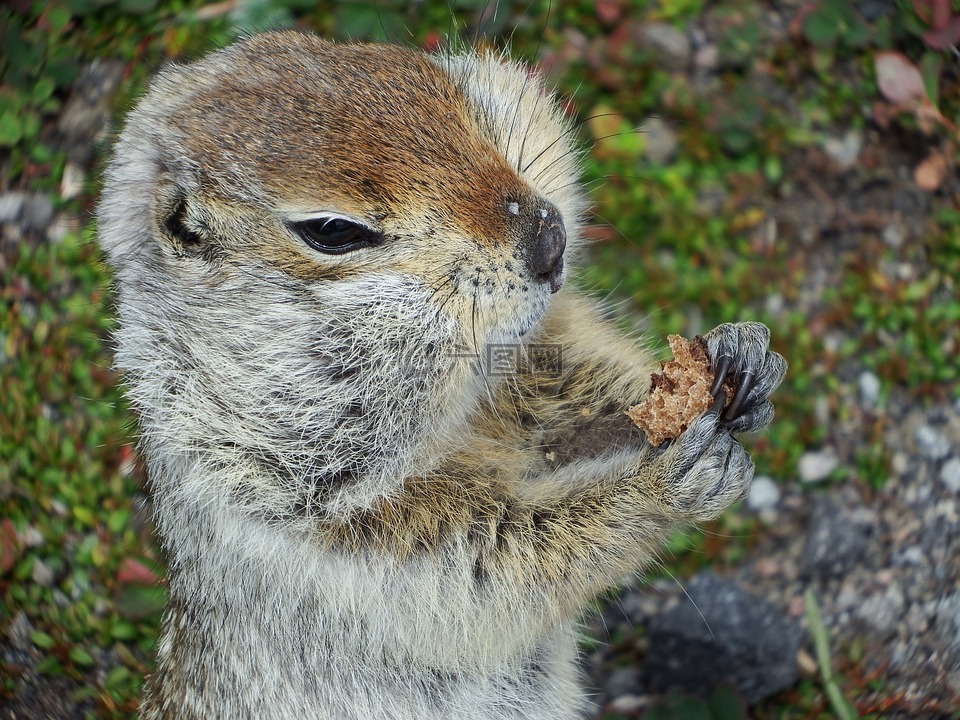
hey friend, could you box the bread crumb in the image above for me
[626,335,733,447]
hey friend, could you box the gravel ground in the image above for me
[583,392,960,718]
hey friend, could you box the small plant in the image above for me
[805,590,860,720]
[802,0,872,50]
[902,0,960,51]
[641,685,749,720]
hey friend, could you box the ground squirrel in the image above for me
[97,30,787,720]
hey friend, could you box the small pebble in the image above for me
[640,117,678,165]
[32,558,54,587]
[60,162,85,201]
[798,450,839,483]
[693,44,719,71]
[747,475,780,511]
[608,694,646,713]
[0,193,25,224]
[940,457,960,493]
[858,584,905,634]
[821,129,863,172]
[915,424,950,461]
[641,23,692,71]
[857,370,881,409]
[20,525,45,548]
[882,219,907,248]
[21,194,55,232]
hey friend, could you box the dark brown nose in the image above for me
[525,203,566,294]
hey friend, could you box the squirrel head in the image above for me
[98,32,584,511]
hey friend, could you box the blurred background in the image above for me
[1,0,959,717]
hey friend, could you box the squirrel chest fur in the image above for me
[98,30,785,720]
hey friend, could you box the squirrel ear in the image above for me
[155,174,210,258]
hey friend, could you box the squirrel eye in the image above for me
[293,217,380,255]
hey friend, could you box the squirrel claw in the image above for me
[725,370,755,419]
[711,354,734,397]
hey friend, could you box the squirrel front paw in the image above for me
[652,413,753,521]
[652,322,784,520]
[704,321,787,434]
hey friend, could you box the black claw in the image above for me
[711,355,734,396]
[726,371,756,419]
[711,388,727,415]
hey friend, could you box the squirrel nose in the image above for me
[525,203,566,294]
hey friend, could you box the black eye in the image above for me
[292,217,381,255]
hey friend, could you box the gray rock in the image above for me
[693,43,719,71]
[857,370,881,409]
[642,572,803,704]
[57,60,125,165]
[747,475,780,512]
[0,192,25,224]
[940,457,960,493]
[641,23,691,71]
[821,129,863,172]
[605,666,641,698]
[932,592,960,668]
[915,424,950,461]
[882,219,907,248]
[798,449,839,483]
[19,525,44,549]
[31,558,54,588]
[800,499,867,578]
[857,584,905,635]
[640,116,678,164]
[21,194,54,233]
[608,694,646,714]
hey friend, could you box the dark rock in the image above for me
[642,572,803,704]
[800,499,868,578]
[56,60,125,166]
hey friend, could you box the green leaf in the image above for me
[803,12,840,47]
[118,0,159,14]
[30,630,55,649]
[709,684,749,720]
[72,505,95,527]
[109,618,138,640]
[68,646,95,666]
[334,4,405,42]
[842,19,872,48]
[45,5,74,36]
[117,583,167,620]
[0,112,22,148]
[104,664,133,688]
[920,51,942,106]
[106,508,131,534]
[36,656,64,675]
[63,0,104,15]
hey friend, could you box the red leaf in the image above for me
[923,16,960,49]
[0,520,22,576]
[931,0,952,29]
[117,557,163,586]
[595,0,624,26]
[874,51,927,105]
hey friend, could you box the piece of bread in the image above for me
[627,335,733,447]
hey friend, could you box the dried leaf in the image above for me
[914,150,949,191]
[874,51,927,105]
